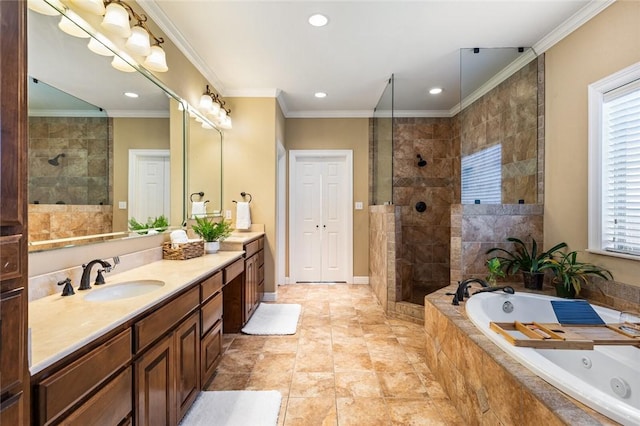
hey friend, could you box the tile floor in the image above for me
[206,284,465,425]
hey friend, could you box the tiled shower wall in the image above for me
[28,116,112,205]
[393,118,455,303]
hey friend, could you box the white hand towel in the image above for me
[191,201,207,219]
[170,229,188,248]
[236,201,251,230]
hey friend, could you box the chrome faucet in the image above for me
[79,259,112,290]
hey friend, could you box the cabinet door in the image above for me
[0,288,25,395]
[244,256,255,320]
[200,321,222,387]
[0,392,24,426]
[175,312,200,423]
[135,334,176,426]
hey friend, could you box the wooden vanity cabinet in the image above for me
[244,237,265,320]
[134,287,200,426]
[200,271,223,386]
[0,0,29,424]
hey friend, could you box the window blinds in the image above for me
[461,144,501,204]
[603,79,640,254]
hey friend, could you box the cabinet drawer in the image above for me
[0,235,22,281]
[224,258,243,284]
[200,321,222,387]
[245,239,260,258]
[1,288,24,394]
[201,292,222,336]
[258,249,264,267]
[38,329,131,425]
[135,286,199,352]
[201,270,222,302]
[61,367,132,426]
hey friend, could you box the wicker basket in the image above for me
[162,240,204,260]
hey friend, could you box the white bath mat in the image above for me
[241,303,301,335]
[180,390,281,426]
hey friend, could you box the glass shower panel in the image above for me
[372,75,394,205]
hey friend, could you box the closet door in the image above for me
[290,151,352,283]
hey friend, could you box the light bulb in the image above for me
[111,54,136,73]
[70,0,105,15]
[101,2,131,38]
[27,0,63,15]
[126,25,151,56]
[209,101,220,116]
[58,12,90,38]
[87,34,116,56]
[144,45,168,72]
[199,94,213,111]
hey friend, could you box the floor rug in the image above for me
[180,390,281,426]
[241,303,301,335]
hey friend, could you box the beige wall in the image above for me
[223,97,278,291]
[285,118,370,277]
[112,117,170,231]
[545,0,640,287]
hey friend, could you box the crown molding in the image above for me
[533,0,615,54]
[137,0,227,95]
[287,110,374,118]
[276,92,289,117]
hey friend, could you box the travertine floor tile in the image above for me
[218,283,460,425]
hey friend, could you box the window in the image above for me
[589,62,640,257]
[461,144,501,204]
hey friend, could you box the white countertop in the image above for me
[222,231,264,244]
[28,250,244,375]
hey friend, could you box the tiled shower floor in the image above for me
[206,283,464,425]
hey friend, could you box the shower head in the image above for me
[48,153,66,166]
[416,154,427,167]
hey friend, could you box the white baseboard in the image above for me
[262,292,277,302]
[352,276,369,285]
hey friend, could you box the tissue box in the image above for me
[162,240,204,260]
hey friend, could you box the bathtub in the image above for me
[465,292,640,425]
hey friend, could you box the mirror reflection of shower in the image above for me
[48,153,65,166]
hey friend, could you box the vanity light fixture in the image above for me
[429,87,443,95]
[308,14,329,27]
[314,92,327,98]
[198,85,232,129]
[126,25,151,56]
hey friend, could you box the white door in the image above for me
[290,150,352,283]
[129,149,170,223]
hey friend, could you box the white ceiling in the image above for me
[141,0,611,117]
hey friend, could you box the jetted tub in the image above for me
[466,292,640,425]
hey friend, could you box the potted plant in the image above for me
[486,237,567,290]
[192,217,233,253]
[550,250,613,298]
[129,215,169,235]
[485,257,505,287]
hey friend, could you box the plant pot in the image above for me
[522,271,544,290]
[204,241,220,254]
[554,283,577,299]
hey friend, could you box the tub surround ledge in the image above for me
[424,284,618,425]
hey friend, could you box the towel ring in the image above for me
[190,191,204,202]
[233,192,252,204]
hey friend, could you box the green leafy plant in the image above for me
[550,250,613,296]
[485,257,505,286]
[486,237,567,274]
[128,215,169,234]
[191,217,233,242]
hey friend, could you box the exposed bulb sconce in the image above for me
[417,154,427,167]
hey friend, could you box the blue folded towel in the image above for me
[551,300,605,325]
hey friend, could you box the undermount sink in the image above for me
[83,280,165,302]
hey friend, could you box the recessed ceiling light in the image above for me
[314,92,327,98]
[124,92,139,98]
[308,14,328,27]
[429,87,443,95]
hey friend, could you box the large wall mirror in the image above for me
[27,4,189,251]
[459,47,538,205]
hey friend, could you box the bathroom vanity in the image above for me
[28,250,246,426]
